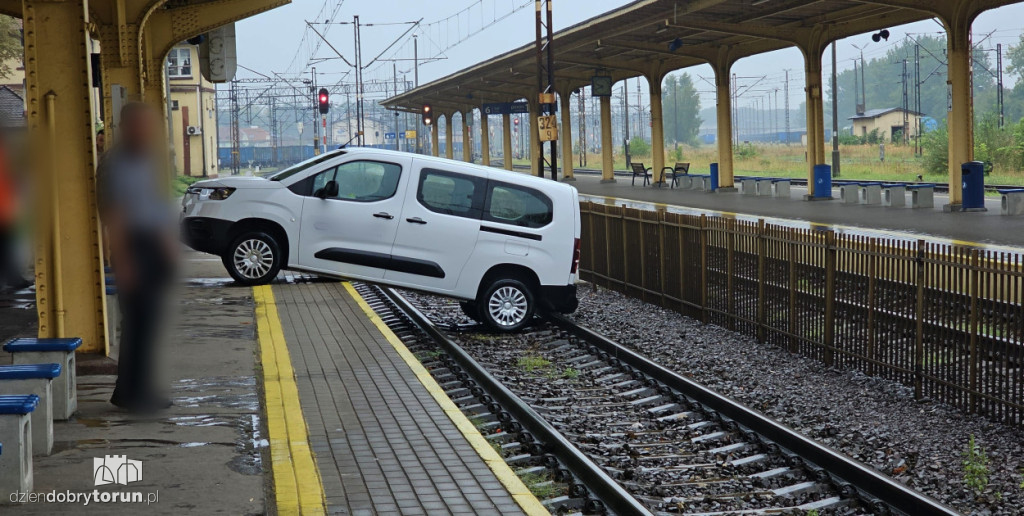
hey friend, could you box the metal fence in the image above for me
[578,201,1024,426]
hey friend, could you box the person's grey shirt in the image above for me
[97,145,171,231]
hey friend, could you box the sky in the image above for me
[233,0,1024,116]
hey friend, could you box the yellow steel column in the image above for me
[713,55,735,190]
[445,113,454,160]
[599,94,615,182]
[430,120,439,157]
[529,99,541,176]
[480,111,490,167]
[945,15,972,208]
[649,76,665,184]
[803,46,826,197]
[559,90,575,181]
[462,110,472,162]
[23,0,107,353]
[502,113,513,170]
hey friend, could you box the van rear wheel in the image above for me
[477,278,535,332]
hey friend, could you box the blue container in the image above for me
[813,164,832,199]
[961,161,986,210]
[710,162,719,191]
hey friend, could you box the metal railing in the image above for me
[578,201,1024,426]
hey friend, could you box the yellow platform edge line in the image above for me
[253,285,327,516]
[342,282,549,516]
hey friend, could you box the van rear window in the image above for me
[484,182,552,228]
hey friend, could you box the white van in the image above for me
[181,148,580,331]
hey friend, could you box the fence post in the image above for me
[823,231,836,367]
[867,238,878,377]
[914,240,926,401]
[677,218,685,315]
[620,206,629,294]
[756,219,767,343]
[726,219,736,331]
[586,205,597,289]
[603,208,612,289]
[699,214,708,324]
[788,228,798,353]
[639,211,648,303]
[968,248,980,413]
[658,209,667,308]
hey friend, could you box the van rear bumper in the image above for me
[540,284,578,314]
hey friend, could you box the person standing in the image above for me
[97,103,176,412]
[0,129,29,291]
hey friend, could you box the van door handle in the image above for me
[373,212,394,220]
[406,217,427,225]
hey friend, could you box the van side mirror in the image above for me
[316,180,339,199]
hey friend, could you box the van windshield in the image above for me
[268,150,346,182]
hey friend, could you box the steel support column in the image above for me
[559,90,575,180]
[945,15,972,208]
[599,94,615,182]
[713,54,735,190]
[430,120,439,157]
[803,46,826,197]
[649,75,665,184]
[529,98,541,176]
[502,113,513,170]
[23,0,107,353]
[480,111,490,167]
[462,110,472,163]
[445,113,454,160]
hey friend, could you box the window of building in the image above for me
[484,182,552,228]
[417,169,485,219]
[167,48,192,78]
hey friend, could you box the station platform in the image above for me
[568,173,1024,249]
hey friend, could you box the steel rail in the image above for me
[548,313,962,516]
[381,288,654,516]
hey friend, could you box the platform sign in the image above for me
[405,130,417,139]
[482,102,529,115]
[384,132,396,140]
[537,115,558,142]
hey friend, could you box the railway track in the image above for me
[355,283,960,515]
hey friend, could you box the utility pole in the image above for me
[732,72,739,144]
[622,84,630,166]
[773,88,779,143]
[311,67,319,154]
[636,77,643,141]
[578,88,586,167]
[270,96,278,165]
[997,43,1004,128]
[784,70,790,144]
[915,43,921,155]
[230,79,240,174]
[832,42,840,177]
[902,58,909,145]
[354,15,364,146]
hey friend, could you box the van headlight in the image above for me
[188,186,236,200]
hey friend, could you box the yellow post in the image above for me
[23,0,107,353]
[649,76,665,184]
[430,120,439,157]
[462,110,472,162]
[803,47,826,197]
[445,113,454,160]
[560,90,575,180]
[714,56,735,190]
[945,17,972,208]
[600,94,615,182]
[480,111,490,167]
[529,99,541,176]
[502,113,513,170]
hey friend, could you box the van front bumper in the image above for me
[181,217,232,256]
[540,284,578,314]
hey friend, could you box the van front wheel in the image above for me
[478,279,535,332]
[223,231,282,286]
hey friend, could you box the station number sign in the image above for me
[537,115,558,142]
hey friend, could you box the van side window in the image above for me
[417,169,485,219]
[484,182,553,228]
[296,160,402,201]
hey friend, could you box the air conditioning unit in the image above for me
[187,126,202,136]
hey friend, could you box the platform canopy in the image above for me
[382,0,1009,112]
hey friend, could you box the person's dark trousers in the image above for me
[0,226,29,289]
[110,232,173,408]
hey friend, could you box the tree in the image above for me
[663,73,702,146]
[0,16,21,80]
[1006,33,1024,84]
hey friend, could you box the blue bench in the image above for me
[906,183,936,209]
[881,184,907,207]
[835,181,859,204]
[4,338,81,420]
[999,188,1024,215]
[0,394,39,493]
[858,182,883,205]
[0,365,62,457]
[689,173,711,191]
[772,178,792,198]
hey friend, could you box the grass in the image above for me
[171,175,199,197]
[517,471,561,499]
[517,354,552,372]
[963,434,990,495]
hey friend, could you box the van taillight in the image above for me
[570,238,581,274]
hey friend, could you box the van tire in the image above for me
[477,278,535,332]
[459,301,482,323]
[223,231,283,286]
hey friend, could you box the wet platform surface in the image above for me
[568,173,1024,249]
[271,278,526,516]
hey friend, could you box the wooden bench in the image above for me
[659,162,689,188]
[630,162,652,187]
[999,188,1024,215]
[0,395,39,493]
[0,364,62,456]
[882,184,906,207]
[4,338,81,420]
[907,184,935,209]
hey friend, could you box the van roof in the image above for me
[344,147,577,194]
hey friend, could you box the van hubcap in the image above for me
[488,286,528,327]
[234,239,273,279]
